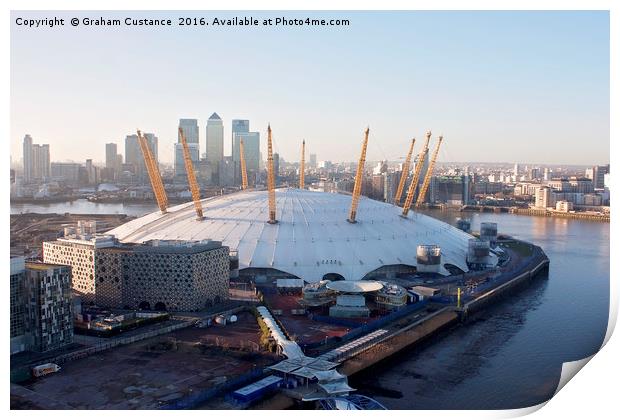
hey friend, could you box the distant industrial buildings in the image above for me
[42,221,231,312]
[10,256,73,354]
[430,175,472,206]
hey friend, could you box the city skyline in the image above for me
[11,11,609,165]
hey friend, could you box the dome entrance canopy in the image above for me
[326,280,383,293]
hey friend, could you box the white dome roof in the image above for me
[108,188,476,280]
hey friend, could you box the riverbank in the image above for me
[454,205,609,222]
[254,240,550,409]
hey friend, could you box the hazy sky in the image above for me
[10,10,609,165]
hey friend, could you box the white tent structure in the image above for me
[109,188,486,280]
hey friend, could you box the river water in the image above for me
[10,199,159,216]
[10,201,610,410]
[352,210,610,410]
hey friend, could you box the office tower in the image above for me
[585,165,609,189]
[85,159,100,185]
[179,119,199,144]
[231,119,250,149]
[273,153,280,178]
[23,135,50,183]
[29,143,51,181]
[125,133,158,180]
[23,135,51,183]
[232,131,260,184]
[176,119,200,178]
[206,113,224,165]
[514,163,520,176]
[205,113,223,183]
[105,143,117,169]
[174,143,200,178]
[23,135,33,183]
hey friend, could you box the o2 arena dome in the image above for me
[108,188,482,281]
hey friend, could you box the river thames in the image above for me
[10,200,610,410]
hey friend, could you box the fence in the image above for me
[309,315,364,328]
[339,300,429,342]
[158,367,265,409]
[39,320,195,366]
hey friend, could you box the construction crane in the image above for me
[137,130,168,214]
[178,127,204,220]
[393,138,416,205]
[299,140,306,189]
[347,127,370,224]
[415,135,444,208]
[239,138,248,190]
[401,131,431,217]
[266,124,277,224]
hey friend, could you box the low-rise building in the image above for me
[555,200,574,212]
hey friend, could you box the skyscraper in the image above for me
[105,143,119,180]
[23,135,33,183]
[105,143,117,169]
[179,119,199,143]
[176,119,200,178]
[585,165,609,189]
[34,144,50,180]
[231,119,249,154]
[125,133,158,181]
[205,113,223,184]
[22,135,50,183]
[233,131,260,184]
[206,113,224,164]
[273,153,280,178]
[174,143,200,178]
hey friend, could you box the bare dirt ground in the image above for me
[17,311,279,409]
[10,213,134,258]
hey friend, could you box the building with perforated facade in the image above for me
[43,223,230,311]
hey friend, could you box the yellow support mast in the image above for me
[239,138,248,190]
[401,131,431,217]
[393,138,416,205]
[415,135,444,208]
[267,124,277,224]
[347,127,370,224]
[178,127,204,220]
[299,140,306,190]
[137,130,168,214]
